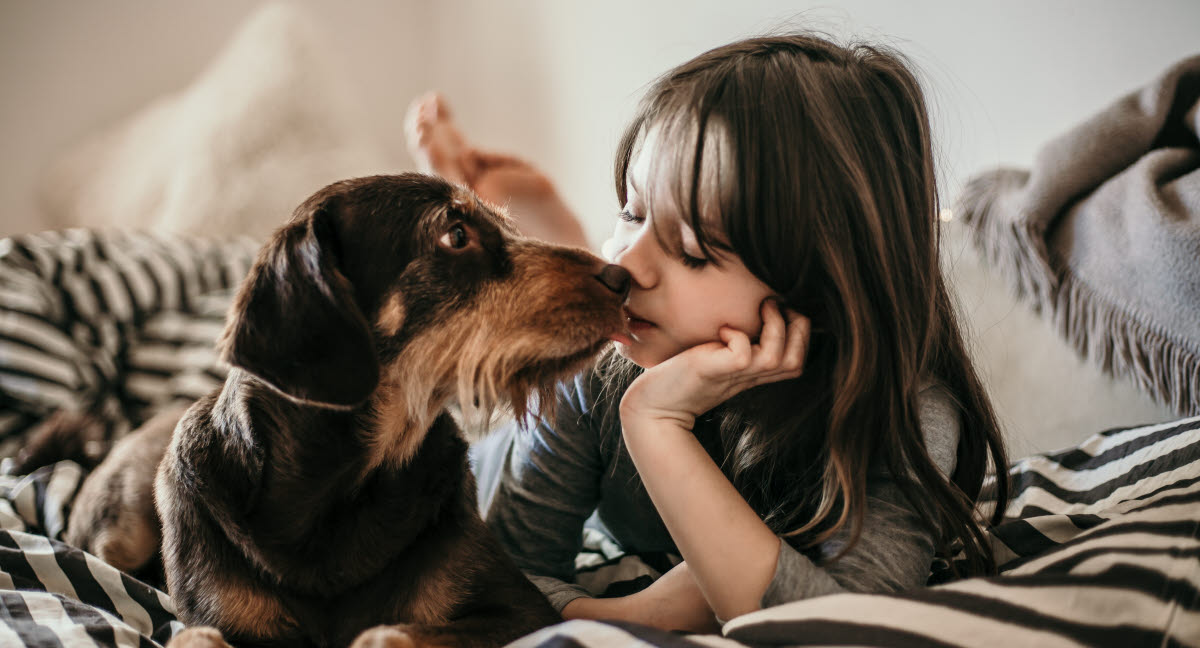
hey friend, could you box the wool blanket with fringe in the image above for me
[956,54,1200,415]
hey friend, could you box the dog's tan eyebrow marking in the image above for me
[443,190,519,237]
[449,194,473,214]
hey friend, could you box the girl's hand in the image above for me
[620,299,810,430]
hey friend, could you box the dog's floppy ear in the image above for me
[219,196,379,407]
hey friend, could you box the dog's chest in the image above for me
[276,514,473,645]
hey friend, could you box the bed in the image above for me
[0,226,1197,647]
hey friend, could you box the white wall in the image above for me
[0,0,431,235]
[421,0,1200,247]
[0,0,1194,451]
[5,1,1198,242]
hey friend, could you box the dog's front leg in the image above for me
[165,626,235,648]
[349,625,422,648]
[351,614,542,648]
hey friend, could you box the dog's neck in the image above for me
[211,369,453,484]
[362,380,451,476]
[210,369,472,592]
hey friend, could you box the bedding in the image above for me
[0,229,256,462]
[0,229,1198,647]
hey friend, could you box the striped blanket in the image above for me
[1,230,1198,647]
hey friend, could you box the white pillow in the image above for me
[36,3,393,240]
[940,218,1177,455]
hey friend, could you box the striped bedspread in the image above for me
[1,229,1198,647]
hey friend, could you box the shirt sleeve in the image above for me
[482,370,607,613]
[760,382,961,608]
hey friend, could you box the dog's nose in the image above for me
[595,264,631,297]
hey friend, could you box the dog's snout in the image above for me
[595,264,631,297]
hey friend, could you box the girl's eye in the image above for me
[680,251,708,269]
[439,222,473,250]
[618,210,644,225]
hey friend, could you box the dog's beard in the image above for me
[371,304,611,468]
[452,333,610,433]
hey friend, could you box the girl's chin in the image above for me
[612,340,647,367]
[612,338,674,369]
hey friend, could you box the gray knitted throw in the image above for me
[956,55,1200,415]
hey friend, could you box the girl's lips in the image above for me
[609,307,654,345]
[624,307,655,333]
[609,332,634,345]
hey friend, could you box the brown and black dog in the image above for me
[73,173,630,647]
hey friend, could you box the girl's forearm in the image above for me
[560,564,721,633]
[562,596,626,621]
[621,417,781,621]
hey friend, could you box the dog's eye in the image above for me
[439,223,474,250]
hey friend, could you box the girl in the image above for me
[407,32,1010,633]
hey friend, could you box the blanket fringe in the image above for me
[956,169,1059,309]
[1054,276,1199,415]
[956,169,1199,417]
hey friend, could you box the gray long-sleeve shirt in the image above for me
[479,368,960,614]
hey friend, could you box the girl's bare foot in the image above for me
[404,93,590,249]
[405,92,473,184]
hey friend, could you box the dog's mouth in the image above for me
[516,336,612,383]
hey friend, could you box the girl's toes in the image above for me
[404,92,469,183]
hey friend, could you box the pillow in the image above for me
[36,2,393,241]
[940,220,1176,455]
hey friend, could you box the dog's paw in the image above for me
[350,625,421,648]
[165,626,234,648]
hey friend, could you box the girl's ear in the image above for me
[219,199,380,408]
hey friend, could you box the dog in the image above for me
[78,173,631,647]
[65,404,186,579]
[8,410,110,476]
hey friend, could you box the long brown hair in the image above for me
[607,33,1010,574]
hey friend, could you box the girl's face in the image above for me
[601,130,775,368]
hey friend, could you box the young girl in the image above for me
[407,32,1010,633]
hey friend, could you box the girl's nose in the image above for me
[609,227,658,290]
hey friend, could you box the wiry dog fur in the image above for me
[136,173,630,647]
[65,404,187,577]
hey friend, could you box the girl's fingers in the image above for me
[755,299,787,369]
[781,311,811,374]
[718,326,753,370]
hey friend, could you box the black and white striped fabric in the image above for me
[0,228,256,464]
[517,415,1200,648]
[0,229,1197,647]
[0,462,182,647]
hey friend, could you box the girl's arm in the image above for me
[484,368,724,631]
[619,411,781,621]
[623,303,962,620]
[618,300,811,621]
[482,372,606,611]
[563,562,721,633]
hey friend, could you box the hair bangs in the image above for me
[616,86,738,267]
